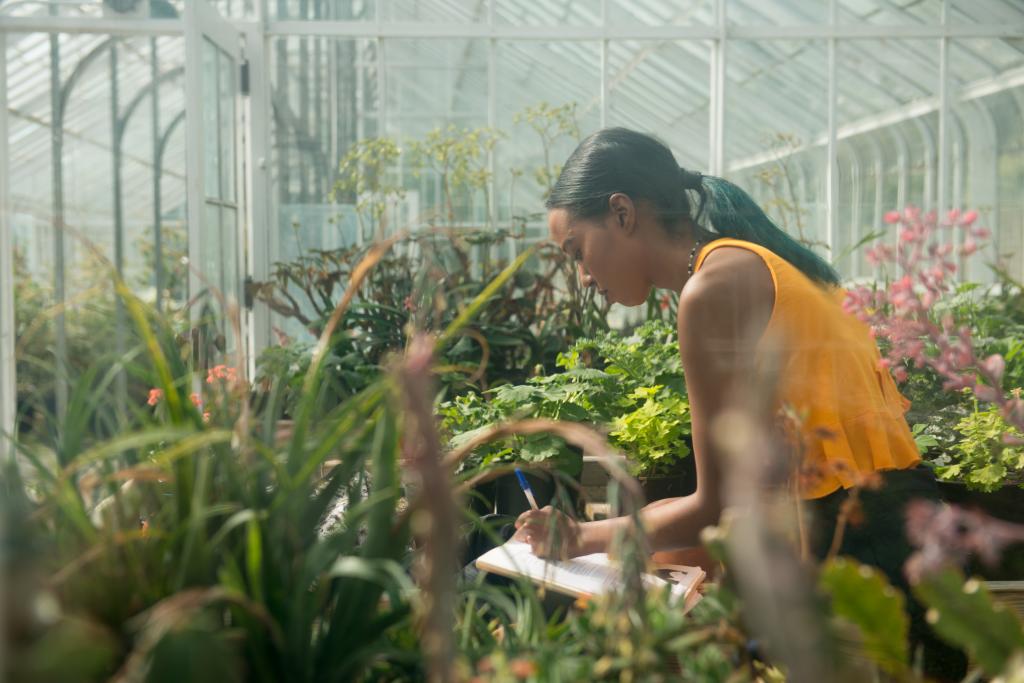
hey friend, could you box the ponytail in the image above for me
[690,173,840,287]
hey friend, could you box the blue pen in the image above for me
[514,468,540,510]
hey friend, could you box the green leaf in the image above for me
[914,568,1024,677]
[819,558,909,675]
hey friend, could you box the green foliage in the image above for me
[934,399,1024,491]
[819,558,910,676]
[914,569,1024,678]
[442,321,690,478]
[408,125,502,226]
[456,579,753,682]
[330,136,404,240]
[512,101,581,197]
[609,386,691,478]
[5,280,419,681]
[253,231,610,417]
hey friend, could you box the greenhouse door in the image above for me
[184,1,246,367]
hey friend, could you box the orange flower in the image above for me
[147,388,164,406]
[509,658,538,678]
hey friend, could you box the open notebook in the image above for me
[475,540,705,604]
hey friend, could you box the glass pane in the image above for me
[951,0,1024,24]
[607,0,715,26]
[270,36,378,268]
[494,0,601,26]
[272,0,376,20]
[220,205,239,355]
[839,0,942,24]
[837,39,937,278]
[384,39,488,131]
[7,30,185,434]
[607,40,711,172]
[725,40,829,268]
[221,205,239,308]
[728,0,827,25]
[202,39,220,199]
[209,0,257,19]
[948,38,1024,281]
[0,1,165,18]
[494,40,602,228]
[383,0,483,22]
[203,201,222,296]
[218,45,236,203]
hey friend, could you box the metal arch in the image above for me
[1000,86,1024,279]
[885,121,911,251]
[113,64,184,146]
[964,97,999,280]
[843,139,864,278]
[909,115,936,211]
[860,130,885,249]
[58,36,115,116]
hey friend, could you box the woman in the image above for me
[514,127,965,679]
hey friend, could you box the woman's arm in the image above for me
[517,247,775,557]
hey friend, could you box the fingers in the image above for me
[514,505,555,529]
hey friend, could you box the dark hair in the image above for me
[546,127,840,287]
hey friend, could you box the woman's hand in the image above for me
[513,506,584,559]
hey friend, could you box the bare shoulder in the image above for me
[676,246,775,353]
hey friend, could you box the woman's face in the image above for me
[547,201,651,307]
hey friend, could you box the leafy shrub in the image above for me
[934,399,1024,490]
[442,321,691,478]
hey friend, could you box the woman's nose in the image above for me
[577,263,595,288]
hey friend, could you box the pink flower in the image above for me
[883,210,901,224]
[961,236,977,256]
[147,388,164,406]
[947,208,961,222]
[190,392,202,407]
[979,354,1006,384]
[972,227,991,240]
[205,364,239,385]
[960,210,978,226]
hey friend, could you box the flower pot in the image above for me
[638,456,697,503]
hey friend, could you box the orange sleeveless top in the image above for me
[692,238,921,499]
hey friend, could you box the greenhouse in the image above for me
[3,0,1024,681]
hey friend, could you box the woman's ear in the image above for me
[608,193,636,234]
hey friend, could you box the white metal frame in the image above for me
[184,0,246,363]
[264,20,1024,40]
[242,21,271,370]
[1,30,14,448]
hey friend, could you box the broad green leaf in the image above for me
[819,558,909,674]
[914,568,1024,676]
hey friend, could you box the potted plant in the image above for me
[608,384,696,501]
